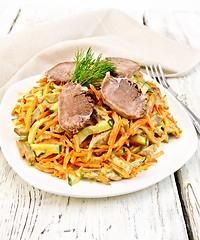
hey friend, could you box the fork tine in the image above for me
[153,64,162,84]
[145,66,150,77]
[149,65,157,81]
[158,64,169,88]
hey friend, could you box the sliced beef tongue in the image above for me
[45,62,76,84]
[58,83,94,134]
[105,57,140,78]
[101,72,147,119]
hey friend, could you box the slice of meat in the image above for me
[105,57,140,78]
[58,83,94,134]
[101,72,147,119]
[45,62,76,84]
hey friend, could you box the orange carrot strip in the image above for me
[152,151,164,158]
[16,141,25,158]
[145,114,155,130]
[25,96,38,131]
[140,125,162,145]
[36,110,51,120]
[74,152,88,157]
[109,163,130,178]
[137,163,153,171]
[115,118,147,150]
[73,134,80,153]
[124,147,131,162]
[105,112,122,160]
[167,115,177,125]
[39,154,61,163]
[154,104,162,115]
[87,148,93,162]
[70,155,76,164]
[36,119,58,138]
[90,84,101,101]
[74,162,101,168]
[35,163,55,174]
[108,112,122,146]
[139,72,143,78]
[47,162,78,177]
[97,173,111,185]
[63,150,74,167]
[40,139,60,144]
[146,80,157,87]
[147,155,158,163]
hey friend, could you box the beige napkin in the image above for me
[1,8,200,102]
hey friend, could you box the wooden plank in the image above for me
[144,10,200,239]
[0,151,188,240]
[0,5,189,240]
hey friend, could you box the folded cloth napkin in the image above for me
[1,8,200,102]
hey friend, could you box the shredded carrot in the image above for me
[115,118,147,150]
[39,154,61,163]
[25,96,38,131]
[74,162,101,168]
[35,163,55,174]
[146,80,157,87]
[154,104,162,115]
[145,114,155,130]
[11,105,20,116]
[87,148,93,162]
[167,115,177,125]
[97,173,111,185]
[63,150,74,167]
[90,84,101,101]
[73,134,80,153]
[50,162,78,177]
[36,119,58,138]
[139,72,143,78]
[147,155,158,163]
[137,163,153,171]
[124,147,131,162]
[109,163,130,178]
[11,68,182,186]
[153,151,164,158]
[16,141,25,158]
[105,112,122,160]
[36,110,51,120]
[140,125,161,145]
[36,77,48,87]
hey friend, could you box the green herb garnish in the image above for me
[71,47,116,87]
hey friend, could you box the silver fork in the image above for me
[145,64,200,135]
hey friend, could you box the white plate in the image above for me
[0,74,198,198]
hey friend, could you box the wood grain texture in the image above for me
[0,150,188,240]
[144,11,200,239]
[1,3,199,239]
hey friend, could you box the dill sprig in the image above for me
[71,47,116,88]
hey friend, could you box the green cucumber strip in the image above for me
[77,120,112,144]
[141,82,151,94]
[132,156,147,167]
[163,95,168,107]
[68,169,83,186]
[28,118,49,144]
[49,101,58,113]
[130,135,149,146]
[12,118,24,128]
[30,144,62,154]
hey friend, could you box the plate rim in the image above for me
[0,73,198,198]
